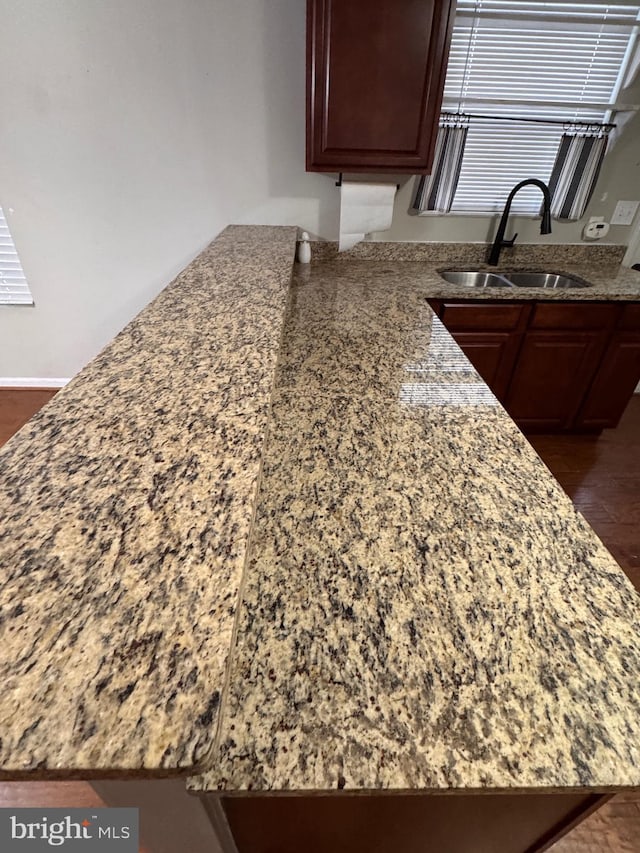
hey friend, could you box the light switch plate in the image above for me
[611,200,640,226]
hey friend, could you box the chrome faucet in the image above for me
[488,179,552,266]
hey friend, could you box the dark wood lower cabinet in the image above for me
[504,330,609,432]
[217,791,607,853]
[575,332,640,430]
[429,298,640,434]
[433,300,530,403]
[450,332,524,401]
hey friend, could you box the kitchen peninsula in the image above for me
[1,226,639,853]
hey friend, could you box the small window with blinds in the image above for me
[441,1,640,214]
[0,207,33,305]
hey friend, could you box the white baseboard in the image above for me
[0,377,70,389]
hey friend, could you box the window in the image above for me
[442,1,640,214]
[0,207,33,305]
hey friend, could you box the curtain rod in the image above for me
[442,111,616,130]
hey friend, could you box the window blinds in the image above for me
[0,208,33,305]
[441,1,640,214]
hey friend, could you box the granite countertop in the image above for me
[0,225,296,777]
[190,247,640,793]
[304,240,640,301]
[1,230,640,793]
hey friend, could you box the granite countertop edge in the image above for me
[304,240,640,301]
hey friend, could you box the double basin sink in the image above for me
[440,271,591,289]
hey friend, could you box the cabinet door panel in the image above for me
[505,331,607,431]
[575,334,640,430]
[451,332,522,401]
[618,303,640,331]
[307,0,456,173]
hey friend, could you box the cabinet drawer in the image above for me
[618,303,640,331]
[439,302,526,331]
[529,302,618,330]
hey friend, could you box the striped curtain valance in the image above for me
[412,123,468,214]
[547,133,609,221]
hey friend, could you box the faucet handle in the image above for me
[503,232,518,247]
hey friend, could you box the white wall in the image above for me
[0,0,334,379]
[1,0,639,379]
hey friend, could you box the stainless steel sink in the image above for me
[439,271,513,288]
[504,272,591,289]
[439,269,592,289]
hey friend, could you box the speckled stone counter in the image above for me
[305,240,640,301]
[2,230,640,796]
[191,256,640,793]
[0,225,297,776]
[308,239,627,270]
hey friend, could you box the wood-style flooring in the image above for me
[529,397,640,594]
[0,388,57,447]
[547,792,640,853]
[0,390,639,852]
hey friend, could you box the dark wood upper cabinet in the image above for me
[306,0,456,173]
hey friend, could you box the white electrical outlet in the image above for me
[611,200,640,226]
[583,219,610,240]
